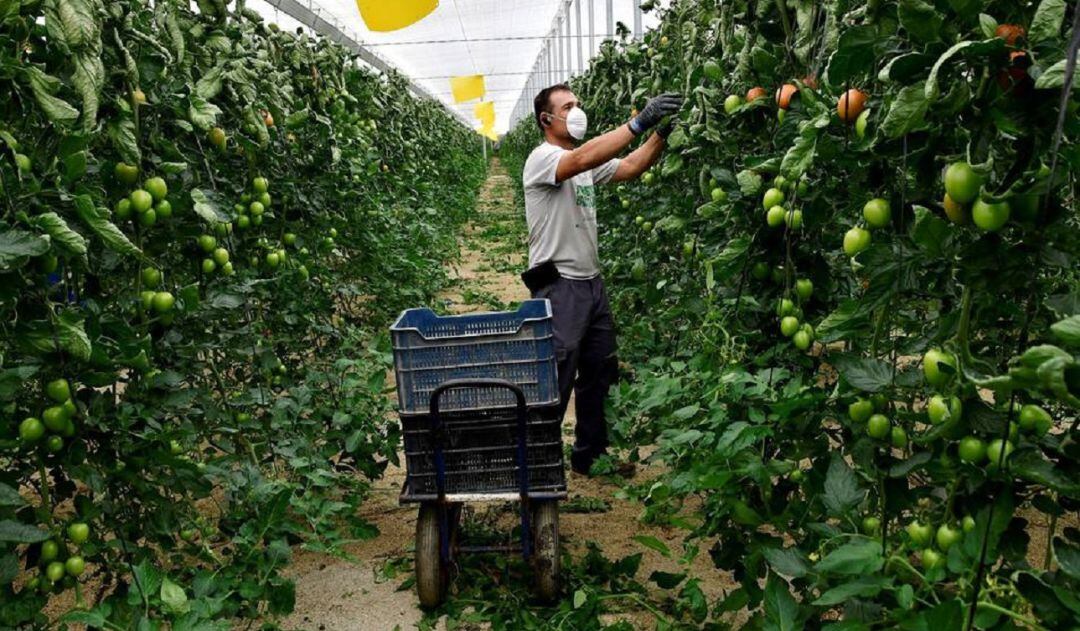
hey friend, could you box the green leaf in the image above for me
[23,67,80,127]
[108,117,141,165]
[762,547,810,579]
[898,0,943,43]
[763,573,799,631]
[947,0,981,18]
[833,355,893,392]
[160,577,190,614]
[925,40,1004,101]
[0,229,50,269]
[74,194,143,259]
[909,206,948,256]
[814,538,884,575]
[878,53,933,84]
[194,64,225,99]
[648,570,686,589]
[0,519,50,543]
[43,0,98,50]
[188,95,222,131]
[978,13,999,39]
[29,212,88,256]
[1053,538,1080,580]
[823,454,865,517]
[0,552,18,585]
[813,575,888,605]
[736,169,763,196]
[573,589,587,608]
[56,310,92,361]
[899,599,964,630]
[1029,0,1066,43]
[1034,59,1079,91]
[882,83,930,138]
[632,534,671,557]
[780,125,817,180]
[0,482,26,507]
[71,52,104,132]
[825,26,877,87]
[1051,316,1080,347]
[190,189,231,224]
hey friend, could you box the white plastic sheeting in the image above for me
[247,0,666,133]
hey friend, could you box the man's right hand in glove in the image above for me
[628,93,684,138]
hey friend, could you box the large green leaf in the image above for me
[29,212,87,256]
[23,67,80,127]
[73,194,143,259]
[189,95,222,130]
[1035,59,1080,91]
[1029,0,1066,43]
[881,83,929,138]
[898,0,943,43]
[1051,316,1080,347]
[813,575,888,606]
[823,454,865,517]
[814,538,884,575]
[925,40,1004,101]
[824,26,877,87]
[0,519,50,543]
[190,189,231,224]
[108,117,141,164]
[0,229,50,269]
[763,573,800,631]
[779,125,817,180]
[43,0,98,50]
[833,355,894,392]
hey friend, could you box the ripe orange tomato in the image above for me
[746,87,767,102]
[837,89,867,124]
[775,84,797,110]
[995,24,1025,46]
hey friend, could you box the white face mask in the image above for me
[549,107,588,140]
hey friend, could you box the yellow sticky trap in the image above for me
[357,0,439,32]
[478,121,498,141]
[450,75,486,103]
[474,101,495,126]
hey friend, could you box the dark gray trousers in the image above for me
[533,276,618,471]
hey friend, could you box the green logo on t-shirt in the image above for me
[575,184,596,209]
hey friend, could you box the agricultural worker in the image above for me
[521,85,682,475]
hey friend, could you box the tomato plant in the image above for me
[505,0,1078,627]
[1,0,484,627]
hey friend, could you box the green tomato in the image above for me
[67,522,90,544]
[861,516,881,535]
[843,226,871,257]
[957,436,986,463]
[935,524,962,551]
[762,188,785,210]
[972,199,1011,232]
[849,399,874,423]
[776,298,795,317]
[249,201,265,216]
[328,227,338,238]
[922,348,957,387]
[795,278,813,301]
[780,316,800,337]
[151,291,175,314]
[906,521,933,547]
[154,200,172,219]
[40,255,59,274]
[784,209,803,230]
[723,94,742,114]
[45,561,66,583]
[986,439,1014,468]
[266,252,281,268]
[920,548,945,571]
[114,162,139,184]
[251,214,264,226]
[45,435,64,453]
[15,153,32,172]
[202,259,217,274]
[212,248,230,266]
[140,290,156,311]
[140,268,161,289]
[42,405,69,432]
[944,162,982,205]
[1018,404,1052,435]
[136,208,157,227]
[297,264,309,280]
[252,177,269,194]
[45,378,71,403]
[237,215,251,230]
[890,426,908,448]
[259,192,272,207]
[863,198,891,229]
[962,516,976,533]
[711,188,727,203]
[283,233,297,246]
[751,262,770,280]
[114,199,133,220]
[64,556,85,577]
[198,235,217,253]
[855,109,870,138]
[129,189,153,213]
[793,330,812,350]
[642,172,655,186]
[766,205,786,228]
[19,417,46,443]
[41,540,61,562]
[927,395,961,425]
[144,177,168,201]
[867,414,891,439]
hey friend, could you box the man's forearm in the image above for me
[566,123,636,173]
[614,133,667,181]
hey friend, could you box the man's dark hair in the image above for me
[534,84,572,132]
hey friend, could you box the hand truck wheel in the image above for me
[531,500,560,601]
[415,502,449,608]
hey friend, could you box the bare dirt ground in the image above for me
[281,161,737,630]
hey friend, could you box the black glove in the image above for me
[629,93,683,136]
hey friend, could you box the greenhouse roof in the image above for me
[248,0,665,134]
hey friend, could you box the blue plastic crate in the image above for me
[391,300,559,413]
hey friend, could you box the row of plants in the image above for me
[1,0,485,627]
[505,0,1078,628]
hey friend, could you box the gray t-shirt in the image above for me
[523,143,620,280]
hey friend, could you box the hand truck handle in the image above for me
[428,378,527,417]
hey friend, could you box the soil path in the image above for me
[282,160,735,630]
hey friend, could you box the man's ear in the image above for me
[540,113,550,127]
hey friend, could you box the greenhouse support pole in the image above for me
[588,0,596,58]
[575,0,583,73]
[633,0,643,41]
[556,16,564,82]
[607,0,614,41]
[565,3,573,78]
[482,136,487,160]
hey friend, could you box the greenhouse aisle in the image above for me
[281,160,735,630]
